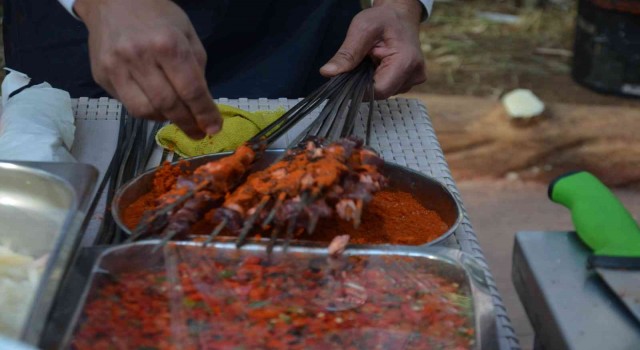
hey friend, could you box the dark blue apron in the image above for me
[3,0,360,98]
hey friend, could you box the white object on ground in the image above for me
[534,47,573,58]
[501,89,546,119]
[0,68,76,162]
[476,11,522,25]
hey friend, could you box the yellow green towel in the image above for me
[155,104,285,158]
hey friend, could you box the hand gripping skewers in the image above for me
[127,59,386,249]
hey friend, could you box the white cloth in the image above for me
[419,0,434,20]
[0,69,76,163]
[59,0,434,21]
[57,0,80,20]
[0,336,38,350]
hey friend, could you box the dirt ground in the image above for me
[399,91,640,347]
[416,0,640,107]
[408,0,640,344]
[410,1,640,345]
[457,179,640,349]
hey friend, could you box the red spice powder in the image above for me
[121,162,450,245]
[122,192,157,230]
[153,160,190,197]
[310,191,449,245]
[123,190,449,246]
[121,161,191,229]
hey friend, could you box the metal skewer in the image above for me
[129,75,348,240]
[235,196,270,247]
[205,61,374,250]
[261,196,284,230]
[132,59,375,249]
[203,218,228,247]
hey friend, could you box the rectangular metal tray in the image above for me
[56,240,498,349]
[0,161,97,345]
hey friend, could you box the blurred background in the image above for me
[404,1,640,348]
[0,1,638,348]
[415,0,639,106]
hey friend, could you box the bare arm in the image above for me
[321,0,427,99]
[74,0,222,139]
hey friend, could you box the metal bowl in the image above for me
[112,150,462,247]
[0,161,97,345]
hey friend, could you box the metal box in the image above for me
[0,161,97,345]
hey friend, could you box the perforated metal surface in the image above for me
[70,97,520,349]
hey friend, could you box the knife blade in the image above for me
[596,267,640,320]
[549,171,640,322]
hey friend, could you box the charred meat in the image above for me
[213,137,387,240]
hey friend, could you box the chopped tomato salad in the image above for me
[71,247,475,349]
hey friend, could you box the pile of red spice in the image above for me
[153,160,191,196]
[311,190,449,245]
[71,248,474,349]
[121,161,191,230]
[121,162,450,245]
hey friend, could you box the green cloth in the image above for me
[155,105,285,158]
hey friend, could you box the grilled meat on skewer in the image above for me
[211,138,387,243]
[129,60,376,245]
[132,136,385,250]
[134,144,258,238]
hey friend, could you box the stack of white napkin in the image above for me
[0,69,76,162]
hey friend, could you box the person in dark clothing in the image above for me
[3,0,431,138]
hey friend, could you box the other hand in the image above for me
[320,0,427,99]
[75,0,221,139]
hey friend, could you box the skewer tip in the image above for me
[203,218,228,248]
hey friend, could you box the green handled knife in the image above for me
[549,171,640,321]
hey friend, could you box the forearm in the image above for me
[73,0,105,23]
[323,0,427,98]
[56,0,221,137]
[372,0,431,23]
[57,0,115,22]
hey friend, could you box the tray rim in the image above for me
[61,240,498,350]
[0,161,98,345]
[0,162,78,343]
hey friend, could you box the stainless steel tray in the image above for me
[60,240,498,349]
[112,149,462,247]
[0,161,97,345]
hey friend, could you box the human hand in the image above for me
[74,0,221,139]
[320,0,427,99]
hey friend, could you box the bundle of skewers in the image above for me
[127,59,387,250]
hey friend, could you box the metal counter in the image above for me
[512,231,640,350]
